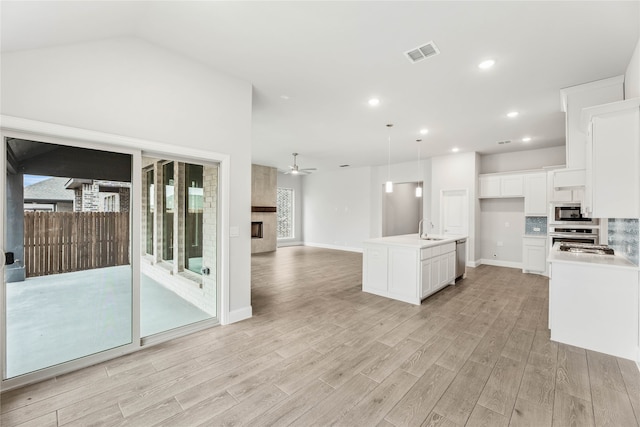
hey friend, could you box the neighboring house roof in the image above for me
[24,177,74,202]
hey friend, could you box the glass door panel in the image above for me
[4,138,133,378]
[140,158,217,337]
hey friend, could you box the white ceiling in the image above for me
[2,1,639,173]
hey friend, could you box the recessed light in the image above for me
[507,111,519,118]
[280,95,290,100]
[368,98,380,106]
[452,147,459,153]
[478,59,495,69]
[522,137,532,142]
[420,128,429,135]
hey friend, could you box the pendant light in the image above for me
[415,138,423,197]
[385,124,393,193]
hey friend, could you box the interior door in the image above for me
[441,189,468,236]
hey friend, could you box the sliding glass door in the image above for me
[3,138,133,379]
[140,157,218,338]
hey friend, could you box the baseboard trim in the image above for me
[303,242,363,253]
[277,241,304,247]
[478,259,523,269]
[226,306,252,325]
[467,260,480,268]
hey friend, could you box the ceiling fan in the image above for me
[284,153,316,175]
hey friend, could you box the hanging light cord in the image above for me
[387,134,391,181]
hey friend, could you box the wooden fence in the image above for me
[24,212,130,278]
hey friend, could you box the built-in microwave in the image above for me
[550,203,598,225]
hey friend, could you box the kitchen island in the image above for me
[362,234,464,305]
[548,243,639,361]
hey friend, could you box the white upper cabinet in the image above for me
[501,175,524,197]
[478,174,523,198]
[560,76,624,170]
[547,170,583,203]
[524,173,547,215]
[582,99,640,218]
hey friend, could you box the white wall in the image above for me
[480,146,566,174]
[0,37,253,321]
[479,198,526,267]
[303,166,372,251]
[625,36,640,99]
[277,172,304,246]
[430,152,479,264]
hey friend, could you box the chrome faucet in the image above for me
[419,219,434,239]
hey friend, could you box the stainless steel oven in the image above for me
[548,226,599,248]
[550,202,597,226]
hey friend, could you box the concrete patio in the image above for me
[6,265,212,378]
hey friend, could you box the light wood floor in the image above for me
[2,246,639,426]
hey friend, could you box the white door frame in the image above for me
[1,115,231,391]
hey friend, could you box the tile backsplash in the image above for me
[608,218,639,266]
[525,216,547,235]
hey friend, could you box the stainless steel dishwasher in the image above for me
[455,238,467,280]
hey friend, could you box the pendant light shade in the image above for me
[415,185,423,197]
[386,124,393,193]
[385,181,393,193]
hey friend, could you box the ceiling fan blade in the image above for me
[300,168,317,171]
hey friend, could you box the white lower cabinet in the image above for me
[522,237,548,276]
[363,240,456,305]
[549,260,638,360]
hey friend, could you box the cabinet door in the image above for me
[446,251,456,283]
[363,246,388,292]
[591,110,640,218]
[431,255,441,291]
[501,175,524,197]
[479,176,500,198]
[388,247,418,299]
[438,255,449,288]
[421,259,432,298]
[523,244,546,273]
[524,173,547,215]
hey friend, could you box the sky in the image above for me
[23,175,51,187]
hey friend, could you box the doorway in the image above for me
[140,156,218,338]
[2,137,221,384]
[4,138,134,378]
[382,181,423,237]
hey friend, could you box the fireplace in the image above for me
[251,221,263,239]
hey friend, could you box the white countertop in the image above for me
[364,234,465,249]
[548,242,638,270]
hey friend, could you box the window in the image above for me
[276,187,294,239]
[163,162,174,262]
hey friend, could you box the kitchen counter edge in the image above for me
[363,234,464,249]
[548,243,638,270]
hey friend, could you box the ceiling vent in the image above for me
[405,41,440,63]
[497,140,512,145]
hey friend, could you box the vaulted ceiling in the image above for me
[2,1,638,173]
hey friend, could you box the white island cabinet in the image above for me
[363,234,460,305]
